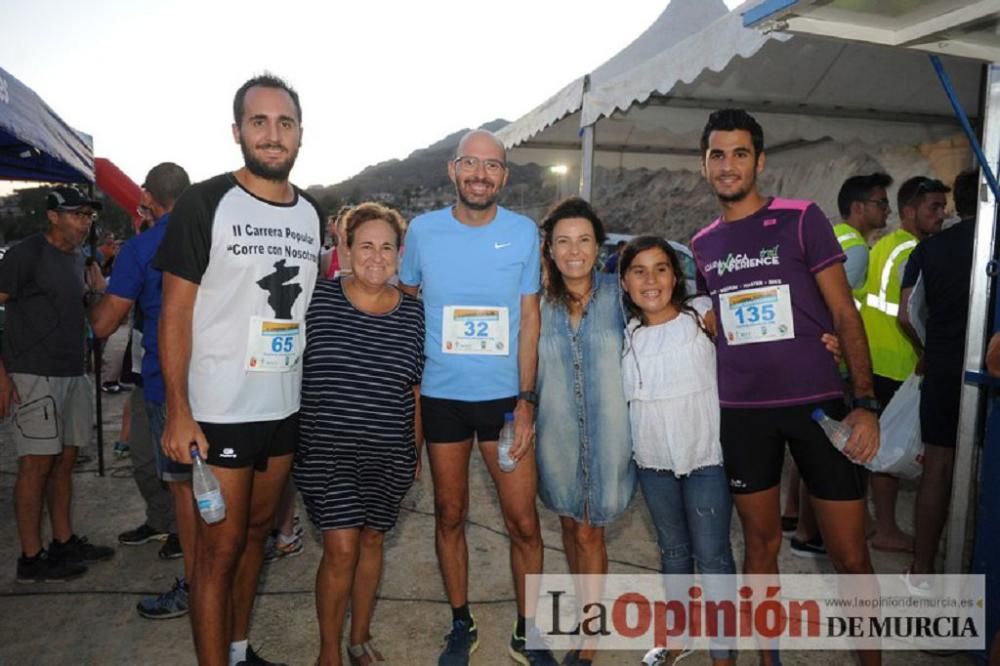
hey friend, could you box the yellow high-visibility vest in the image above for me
[833,222,867,307]
[858,228,919,381]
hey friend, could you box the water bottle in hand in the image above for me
[191,446,226,524]
[498,412,517,473]
[811,409,851,454]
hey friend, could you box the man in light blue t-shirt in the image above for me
[399,129,554,666]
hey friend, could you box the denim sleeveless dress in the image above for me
[536,271,637,525]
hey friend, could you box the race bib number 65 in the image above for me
[719,284,795,345]
[244,317,303,371]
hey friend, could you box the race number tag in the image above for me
[442,305,510,355]
[718,284,794,345]
[244,317,303,372]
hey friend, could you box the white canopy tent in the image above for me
[497,0,984,197]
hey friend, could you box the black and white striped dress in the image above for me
[294,278,424,532]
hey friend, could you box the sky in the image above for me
[1,0,743,193]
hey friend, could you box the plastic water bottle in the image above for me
[191,446,226,524]
[811,409,851,453]
[498,412,517,473]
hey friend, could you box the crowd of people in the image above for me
[0,74,989,666]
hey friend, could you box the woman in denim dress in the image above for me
[535,198,637,666]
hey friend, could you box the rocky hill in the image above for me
[309,123,969,246]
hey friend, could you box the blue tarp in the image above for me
[0,66,93,183]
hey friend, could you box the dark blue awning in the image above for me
[0,66,94,183]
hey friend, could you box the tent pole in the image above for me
[580,125,595,201]
[88,182,105,478]
[937,60,999,575]
[579,75,594,201]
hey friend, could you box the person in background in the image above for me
[858,175,948,555]
[898,169,977,584]
[1,186,116,583]
[89,162,194,618]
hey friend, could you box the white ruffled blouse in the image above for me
[621,297,724,476]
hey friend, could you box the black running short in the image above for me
[920,370,962,448]
[199,412,299,471]
[719,399,865,501]
[421,396,517,444]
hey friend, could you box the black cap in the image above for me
[46,186,103,212]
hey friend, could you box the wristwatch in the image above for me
[518,390,539,406]
[851,396,881,413]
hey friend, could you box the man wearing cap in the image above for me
[0,186,115,582]
[89,162,194,618]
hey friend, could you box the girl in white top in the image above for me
[620,236,736,665]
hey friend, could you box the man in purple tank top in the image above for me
[691,109,880,666]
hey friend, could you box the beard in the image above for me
[240,138,298,182]
[455,178,499,211]
[712,175,755,204]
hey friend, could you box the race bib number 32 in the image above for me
[442,305,510,356]
[244,317,303,371]
[719,284,794,346]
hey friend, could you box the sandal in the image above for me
[347,640,385,665]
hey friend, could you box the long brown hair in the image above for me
[540,197,608,308]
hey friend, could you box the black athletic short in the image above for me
[421,396,517,444]
[920,370,962,448]
[720,399,865,501]
[200,412,299,471]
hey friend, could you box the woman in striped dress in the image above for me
[294,203,424,666]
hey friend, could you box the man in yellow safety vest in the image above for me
[859,175,949,554]
[835,173,893,293]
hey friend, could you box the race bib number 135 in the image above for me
[719,284,794,346]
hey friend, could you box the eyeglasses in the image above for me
[62,210,98,222]
[453,156,506,174]
[865,198,890,210]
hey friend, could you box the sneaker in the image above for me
[789,535,827,559]
[113,441,130,458]
[101,381,123,394]
[510,626,559,665]
[118,523,168,546]
[137,577,189,619]
[49,534,115,563]
[158,533,183,560]
[263,532,303,564]
[16,550,87,583]
[236,645,288,665]
[438,617,479,665]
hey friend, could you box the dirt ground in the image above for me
[0,389,976,665]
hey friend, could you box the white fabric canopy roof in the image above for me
[500,0,984,174]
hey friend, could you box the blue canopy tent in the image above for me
[0,66,93,183]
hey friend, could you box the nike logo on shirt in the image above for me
[494,242,512,249]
